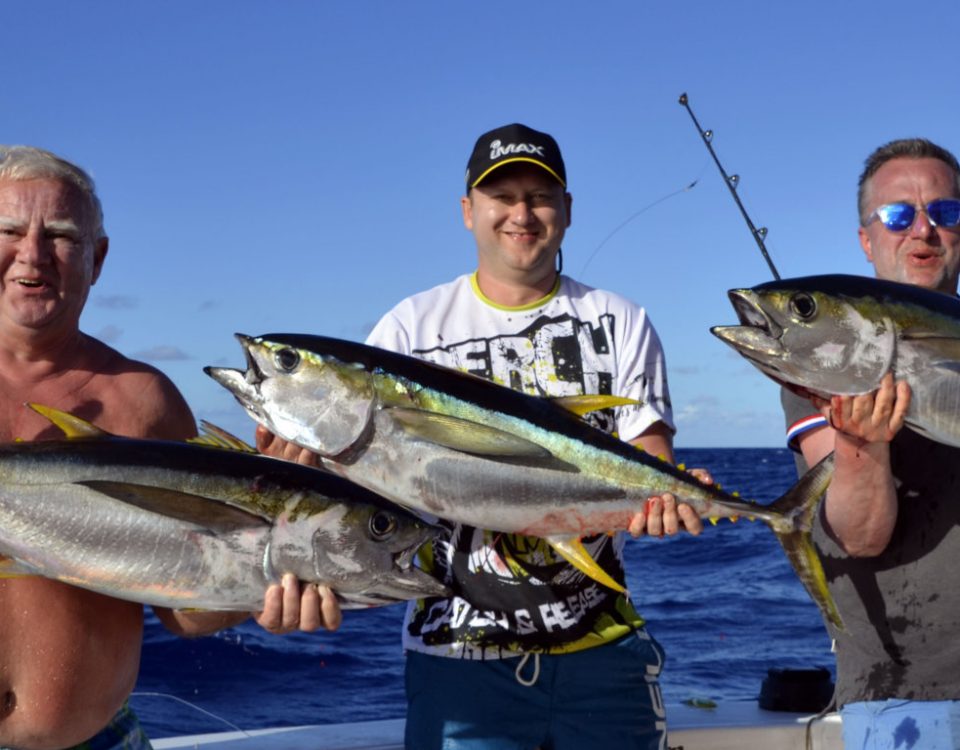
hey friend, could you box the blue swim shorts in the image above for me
[842,699,960,750]
[68,703,153,750]
[404,630,667,750]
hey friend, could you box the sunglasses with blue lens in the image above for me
[866,198,960,232]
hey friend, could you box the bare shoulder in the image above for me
[84,338,196,440]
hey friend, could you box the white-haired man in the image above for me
[0,145,340,750]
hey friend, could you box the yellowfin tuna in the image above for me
[0,404,448,610]
[207,334,841,627]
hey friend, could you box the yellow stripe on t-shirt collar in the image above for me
[470,271,561,311]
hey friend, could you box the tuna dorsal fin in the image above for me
[76,480,271,531]
[551,394,642,416]
[544,535,626,594]
[27,403,109,439]
[190,421,259,453]
[386,407,551,458]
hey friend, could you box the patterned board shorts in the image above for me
[0,703,152,750]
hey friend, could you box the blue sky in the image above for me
[8,1,958,447]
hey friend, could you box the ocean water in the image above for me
[131,447,835,738]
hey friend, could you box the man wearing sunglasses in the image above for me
[782,138,960,749]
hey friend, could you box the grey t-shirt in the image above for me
[783,388,960,705]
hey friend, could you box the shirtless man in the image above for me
[0,145,340,750]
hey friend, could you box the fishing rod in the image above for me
[678,93,781,280]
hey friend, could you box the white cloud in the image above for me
[95,324,123,343]
[134,345,191,361]
[93,294,138,309]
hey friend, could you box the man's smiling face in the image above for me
[0,177,107,334]
[462,163,571,290]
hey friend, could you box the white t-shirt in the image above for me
[367,272,673,658]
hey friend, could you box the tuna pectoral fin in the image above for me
[387,407,551,458]
[545,535,626,594]
[551,395,642,416]
[766,453,842,630]
[76,481,271,532]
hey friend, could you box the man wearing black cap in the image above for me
[360,123,703,749]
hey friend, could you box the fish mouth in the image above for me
[711,289,784,358]
[204,334,266,415]
[339,529,449,608]
[391,525,451,600]
[731,289,781,335]
[711,289,791,383]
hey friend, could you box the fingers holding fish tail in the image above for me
[630,494,703,537]
[646,497,665,538]
[676,501,703,536]
[659,494,703,536]
[627,502,650,537]
[628,497,665,537]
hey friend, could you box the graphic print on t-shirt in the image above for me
[404,310,644,655]
[413,312,627,433]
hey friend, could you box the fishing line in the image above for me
[678,92,782,280]
[579,178,701,276]
[131,691,252,737]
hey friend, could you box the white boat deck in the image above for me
[153,701,842,750]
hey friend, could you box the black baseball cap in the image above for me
[465,123,566,190]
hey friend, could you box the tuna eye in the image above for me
[274,348,300,372]
[369,511,398,540]
[789,293,817,320]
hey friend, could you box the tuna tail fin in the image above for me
[765,453,842,630]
